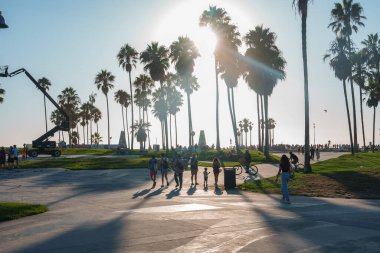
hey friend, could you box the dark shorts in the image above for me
[213,168,219,174]
[191,168,198,175]
[161,168,168,174]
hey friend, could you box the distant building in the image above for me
[198,130,206,149]
[118,131,126,148]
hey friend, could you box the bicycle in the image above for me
[290,162,304,179]
[234,163,258,176]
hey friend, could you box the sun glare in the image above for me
[193,28,217,57]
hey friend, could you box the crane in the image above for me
[0,66,69,157]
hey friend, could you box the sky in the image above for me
[0,0,380,148]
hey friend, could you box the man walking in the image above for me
[190,153,198,186]
[174,154,185,190]
[148,155,158,189]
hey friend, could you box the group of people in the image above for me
[148,153,222,190]
[297,146,320,161]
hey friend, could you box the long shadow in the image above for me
[187,186,196,196]
[132,189,151,199]
[166,188,180,199]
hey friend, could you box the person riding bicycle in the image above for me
[289,151,299,166]
[244,150,251,173]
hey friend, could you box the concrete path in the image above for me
[0,152,379,253]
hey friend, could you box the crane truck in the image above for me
[0,66,69,157]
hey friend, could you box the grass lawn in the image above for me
[0,203,48,222]
[240,152,380,199]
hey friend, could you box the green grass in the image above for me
[240,152,380,199]
[0,203,48,222]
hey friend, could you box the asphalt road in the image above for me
[0,152,379,253]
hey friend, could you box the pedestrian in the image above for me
[0,147,6,169]
[316,148,320,161]
[13,145,19,168]
[203,167,210,188]
[243,149,251,173]
[212,157,221,188]
[276,155,291,204]
[174,154,185,190]
[148,154,158,189]
[22,144,27,160]
[160,154,169,187]
[310,146,315,160]
[190,153,199,186]
[7,146,14,169]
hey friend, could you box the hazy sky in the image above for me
[1,0,379,148]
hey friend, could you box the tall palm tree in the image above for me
[328,0,366,152]
[91,132,102,147]
[170,36,200,147]
[57,87,81,146]
[248,121,253,147]
[37,77,52,133]
[152,87,168,149]
[362,33,380,74]
[366,73,380,151]
[80,102,92,145]
[241,118,251,147]
[293,0,312,172]
[268,118,276,146]
[243,25,286,158]
[131,120,149,151]
[324,37,354,154]
[140,42,170,150]
[200,5,232,150]
[95,70,115,147]
[352,49,369,148]
[114,90,130,148]
[0,84,5,104]
[167,86,183,148]
[88,92,97,146]
[117,44,139,150]
[50,109,65,142]
[92,107,102,134]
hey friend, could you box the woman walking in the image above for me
[212,157,221,188]
[276,155,291,204]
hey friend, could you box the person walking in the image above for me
[310,146,315,160]
[148,155,158,189]
[13,145,19,168]
[160,154,170,187]
[212,157,221,188]
[22,144,27,160]
[7,146,14,169]
[316,148,320,161]
[276,155,291,204]
[190,153,199,186]
[0,147,6,168]
[174,154,185,190]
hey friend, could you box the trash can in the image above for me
[224,167,236,189]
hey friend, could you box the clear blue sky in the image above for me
[1,0,379,148]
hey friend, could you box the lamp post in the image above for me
[313,123,316,146]
[0,11,9,29]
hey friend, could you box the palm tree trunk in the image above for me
[264,95,270,158]
[372,106,376,152]
[343,80,354,155]
[232,88,239,149]
[227,87,239,151]
[121,106,126,147]
[360,87,366,148]
[82,125,85,145]
[128,71,135,151]
[260,95,265,148]
[249,129,252,147]
[186,90,193,147]
[165,116,169,152]
[245,131,247,147]
[257,94,261,150]
[348,36,358,153]
[90,120,93,147]
[161,121,165,150]
[175,114,178,148]
[214,57,220,150]
[301,11,311,173]
[126,107,130,149]
[59,131,61,143]
[146,108,150,149]
[86,123,89,146]
[106,95,110,147]
[77,125,80,145]
[170,114,172,149]
[44,95,48,133]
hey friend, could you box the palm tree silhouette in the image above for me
[140,42,170,150]
[293,0,312,172]
[170,36,200,147]
[366,74,380,151]
[0,84,5,104]
[200,5,232,150]
[92,107,102,134]
[329,0,366,152]
[114,90,130,148]
[95,70,115,147]
[117,44,139,150]
[50,109,65,143]
[324,37,354,154]
[80,102,92,145]
[38,77,52,133]
[88,92,97,145]
[243,25,286,158]
[152,87,168,149]
[167,85,183,148]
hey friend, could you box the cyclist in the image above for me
[289,151,299,168]
[244,150,251,173]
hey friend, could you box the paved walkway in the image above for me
[0,152,379,253]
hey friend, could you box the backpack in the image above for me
[190,157,197,169]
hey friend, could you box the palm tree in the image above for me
[57,87,81,146]
[167,86,183,148]
[70,131,79,145]
[131,120,149,151]
[91,132,102,147]
[248,121,253,147]
[50,109,65,142]
[140,42,170,150]
[328,0,366,152]
[268,118,276,146]
[37,77,52,133]
[0,84,5,104]
[366,73,380,151]
[95,70,115,147]
[293,0,312,172]
[200,6,232,150]
[80,102,92,145]
[243,25,286,158]
[241,118,250,147]
[352,49,369,148]
[117,44,139,150]
[88,92,97,146]
[170,36,200,147]
[362,33,380,74]
[324,37,354,154]
[152,86,168,149]
[114,90,130,148]
[92,107,102,134]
